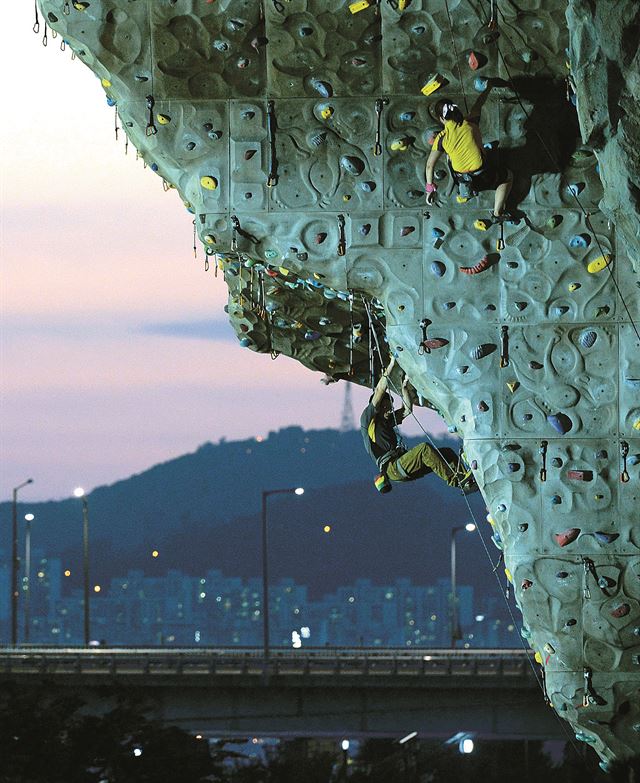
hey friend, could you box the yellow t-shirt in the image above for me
[433,118,484,173]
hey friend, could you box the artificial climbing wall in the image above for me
[37,0,639,767]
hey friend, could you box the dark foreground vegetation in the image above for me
[0,688,637,782]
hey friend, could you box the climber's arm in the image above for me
[371,357,396,408]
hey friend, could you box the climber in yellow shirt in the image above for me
[425,88,512,220]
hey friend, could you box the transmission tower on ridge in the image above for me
[340,382,356,432]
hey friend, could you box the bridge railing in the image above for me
[0,647,535,679]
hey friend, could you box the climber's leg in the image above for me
[389,443,460,486]
[493,168,513,217]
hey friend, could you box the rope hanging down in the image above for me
[361,295,579,748]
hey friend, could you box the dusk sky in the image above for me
[1,4,444,502]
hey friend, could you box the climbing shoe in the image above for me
[458,469,480,495]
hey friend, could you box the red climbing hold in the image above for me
[521,579,533,591]
[468,51,480,70]
[421,337,449,350]
[553,527,580,547]
[567,470,593,481]
[610,603,630,619]
[460,255,493,275]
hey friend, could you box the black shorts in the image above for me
[455,149,510,192]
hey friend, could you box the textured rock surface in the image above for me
[38,0,639,766]
[567,0,640,271]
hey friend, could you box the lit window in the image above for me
[94,585,101,593]
[64,570,71,577]
[199,592,206,599]
[152,550,159,558]
[323,525,331,533]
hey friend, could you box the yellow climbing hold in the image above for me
[504,568,513,583]
[203,234,216,245]
[343,194,352,202]
[507,381,519,393]
[474,219,491,231]
[587,253,612,274]
[157,114,171,125]
[568,282,581,292]
[278,267,290,276]
[486,513,496,527]
[390,138,410,151]
[456,195,470,204]
[534,651,543,665]
[633,418,640,431]
[101,78,112,88]
[349,0,370,12]
[73,1,89,9]
[200,175,218,190]
[398,0,409,8]
[421,74,445,96]
[320,106,334,120]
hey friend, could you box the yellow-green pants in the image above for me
[386,444,459,486]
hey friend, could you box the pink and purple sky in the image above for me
[1,4,444,502]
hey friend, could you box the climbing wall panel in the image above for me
[37,0,639,767]
[151,0,266,99]
[265,0,382,98]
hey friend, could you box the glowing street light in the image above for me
[11,478,33,645]
[73,487,91,646]
[261,487,305,665]
[451,523,476,648]
[23,513,35,643]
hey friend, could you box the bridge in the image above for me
[0,647,566,741]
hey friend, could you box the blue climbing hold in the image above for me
[430,260,446,277]
[569,233,590,248]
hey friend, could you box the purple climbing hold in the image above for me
[579,330,597,349]
[594,532,619,544]
[547,412,573,435]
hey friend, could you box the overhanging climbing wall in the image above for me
[36,0,639,767]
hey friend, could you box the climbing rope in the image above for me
[443,0,469,114]
[362,296,584,751]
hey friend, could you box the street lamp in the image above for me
[261,487,304,664]
[450,523,476,648]
[23,513,35,644]
[74,487,91,646]
[11,478,33,645]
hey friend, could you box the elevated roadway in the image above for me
[0,647,566,740]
